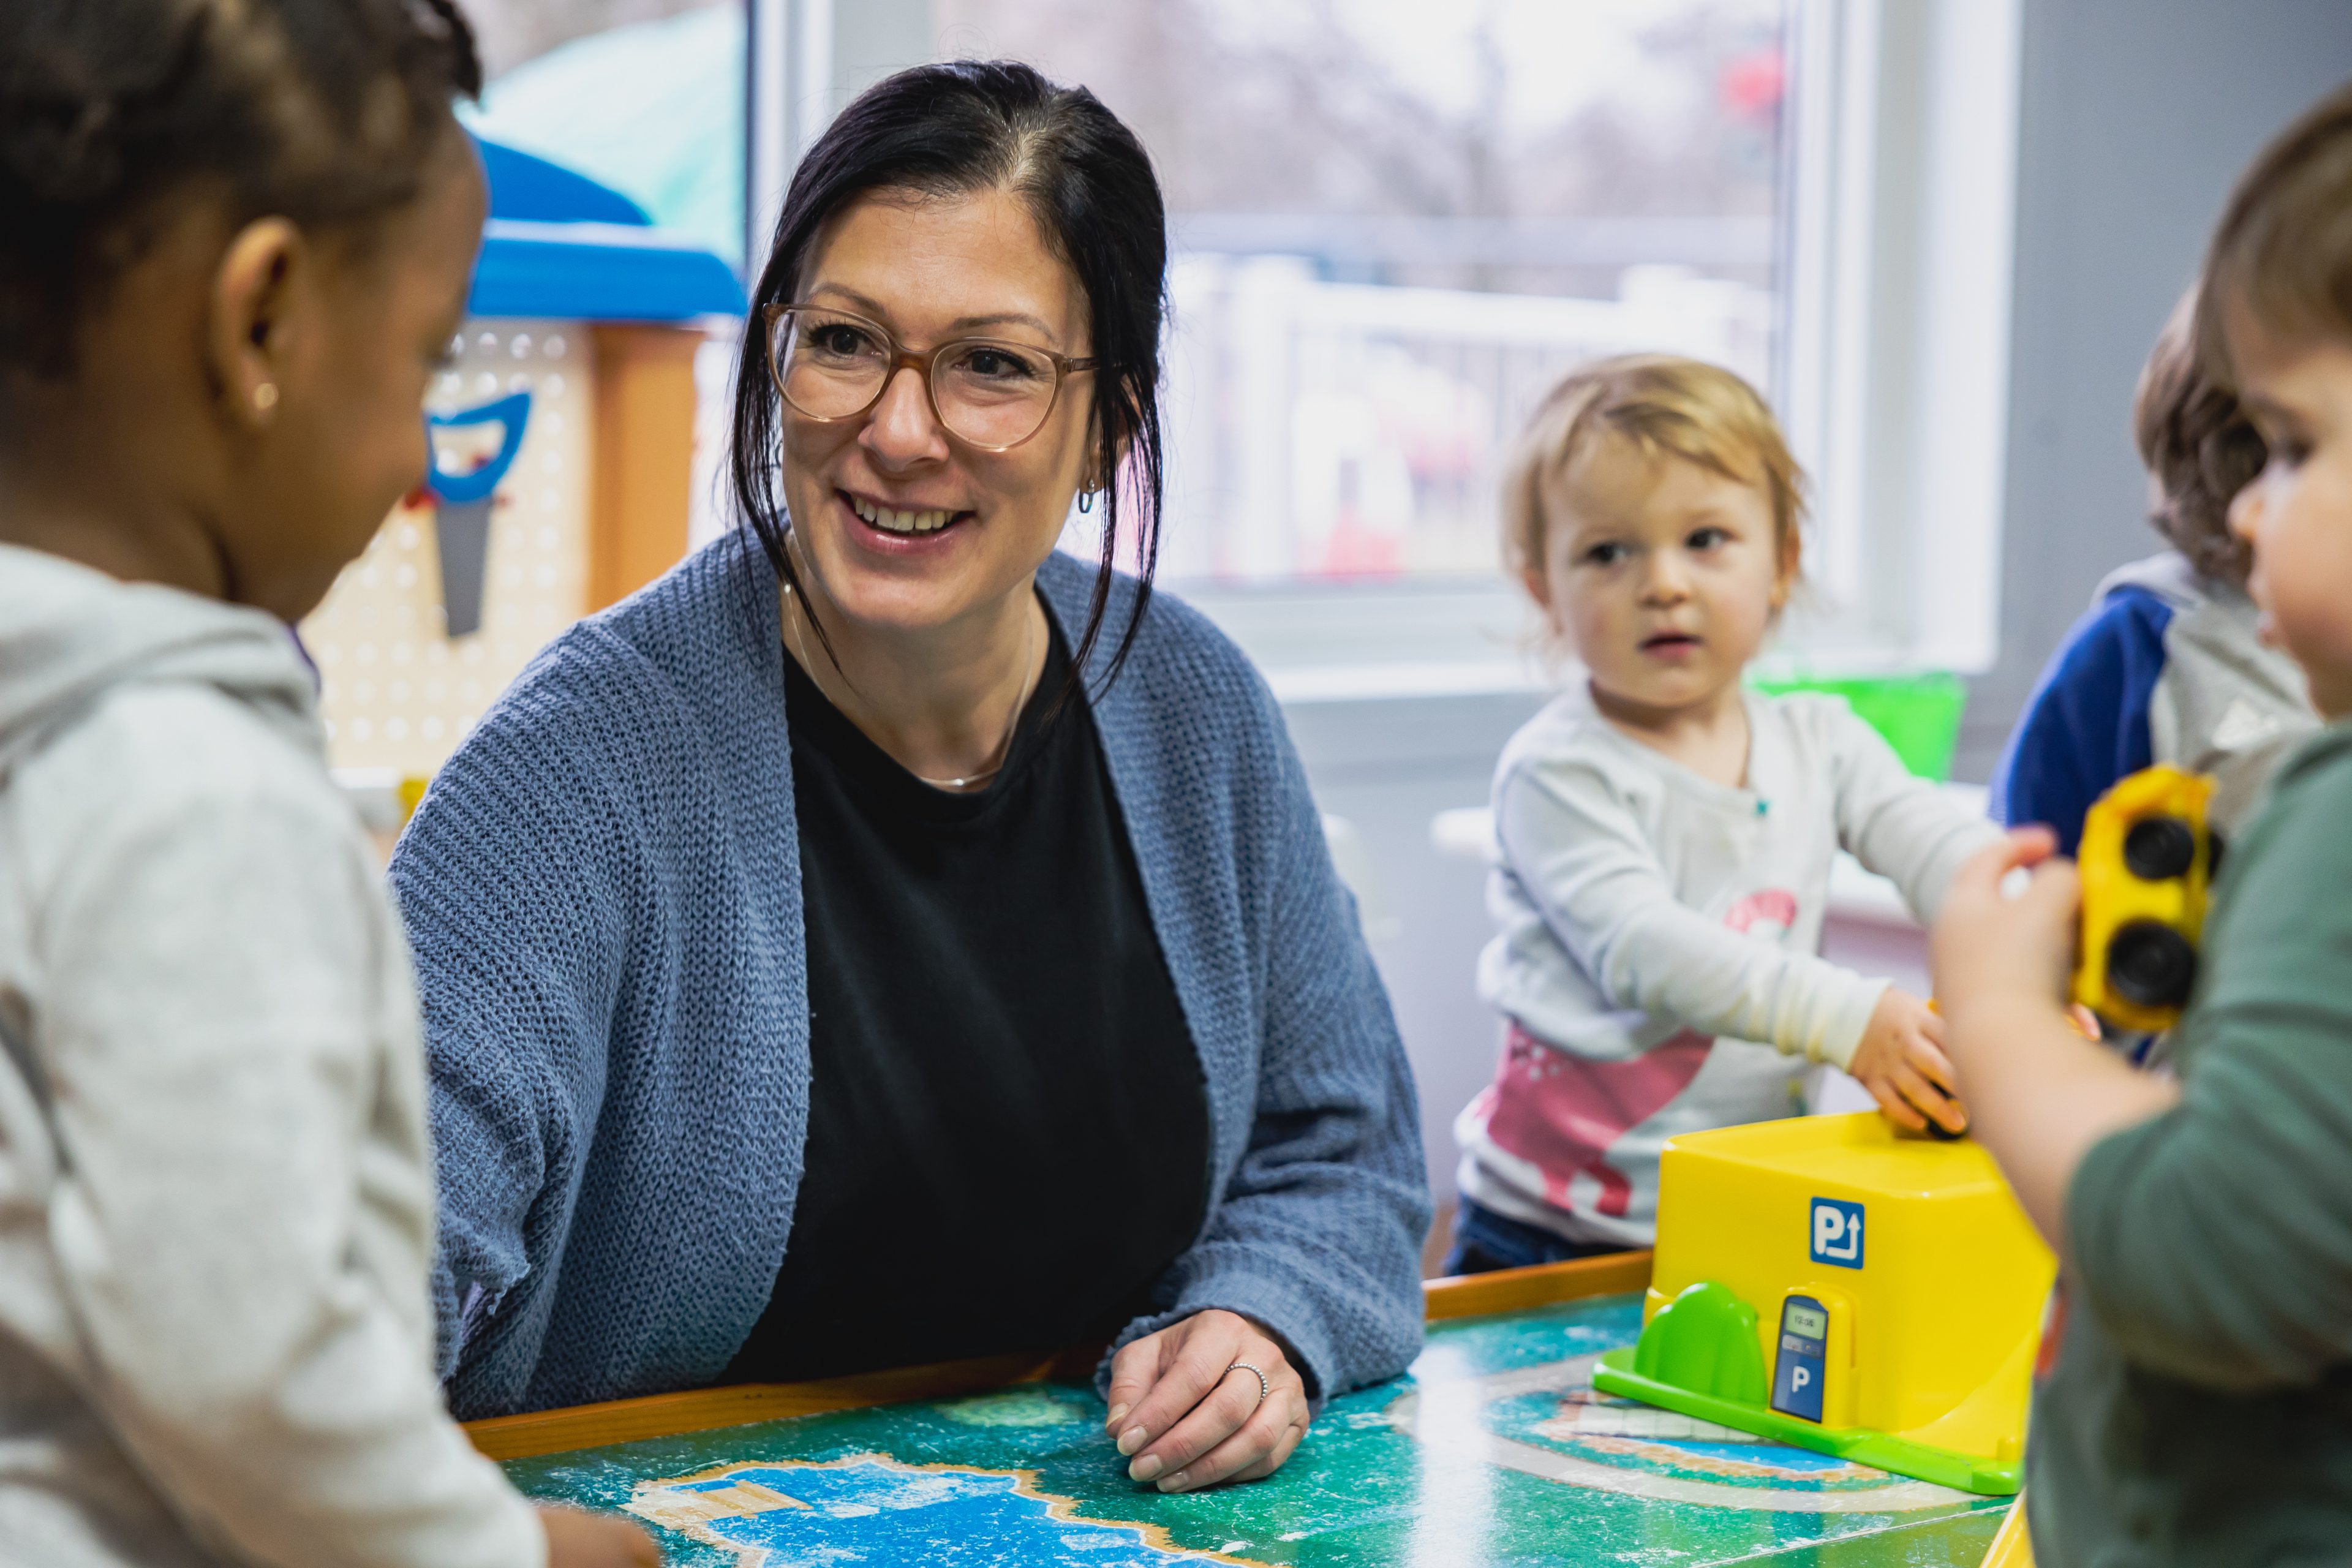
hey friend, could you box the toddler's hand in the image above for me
[541,1504,662,1567]
[1847,987,1967,1135]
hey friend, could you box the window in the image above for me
[939,0,1784,594]
[929,0,2018,695]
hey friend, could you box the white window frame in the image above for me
[745,0,832,266]
[1773,0,2023,678]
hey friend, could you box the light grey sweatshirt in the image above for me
[0,545,543,1566]
[2097,551,2316,834]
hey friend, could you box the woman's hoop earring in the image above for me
[1077,487,1096,515]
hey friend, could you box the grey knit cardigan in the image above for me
[388,531,1430,1420]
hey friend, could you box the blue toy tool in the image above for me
[423,391,531,637]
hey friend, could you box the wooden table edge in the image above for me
[466,1250,1654,1462]
[1422,1247,1652,1321]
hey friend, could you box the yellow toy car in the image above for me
[2072,765,2217,1033]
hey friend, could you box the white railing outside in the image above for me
[1155,255,1774,586]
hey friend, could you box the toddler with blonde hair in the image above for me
[1446,354,1999,1273]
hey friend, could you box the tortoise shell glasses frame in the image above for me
[763,303,1102,454]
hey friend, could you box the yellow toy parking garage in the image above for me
[1593,1112,2055,1496]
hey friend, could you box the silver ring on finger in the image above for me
[1225,1360,1270,1408]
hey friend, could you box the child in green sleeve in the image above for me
[1934,79,2352,1565]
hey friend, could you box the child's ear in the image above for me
[1519,562,1552,611]
[2228,478,2266,548]
[206,217,306,431]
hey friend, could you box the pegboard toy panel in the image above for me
[304,319,590,774]
[304,318,701,778]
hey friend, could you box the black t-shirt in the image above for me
[724,608,1210,1383]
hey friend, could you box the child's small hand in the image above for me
[1930,827,2081,1041]
[1848,987,1968,1134]
[541,1504,662,1567]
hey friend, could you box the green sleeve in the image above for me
[2067,739,2352,1392]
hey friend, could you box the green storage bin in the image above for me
[1750,673,1969,781]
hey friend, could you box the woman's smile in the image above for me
[835,485,980,551]
[841,489,970,535]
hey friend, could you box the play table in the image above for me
[468,1253,2011,1566]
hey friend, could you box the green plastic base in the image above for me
[1591,1347,2022,1496]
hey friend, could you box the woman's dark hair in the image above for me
[732,59,1169,699]
[0,0,481,379]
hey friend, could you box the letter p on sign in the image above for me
[1810,1197,1865,1268]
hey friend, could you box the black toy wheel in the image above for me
[2122,815,2198,881]
[2107,919,2198,1009]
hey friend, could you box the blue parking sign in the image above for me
[1810,1197,1864,1268]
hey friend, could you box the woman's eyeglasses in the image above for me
[764,304,1099,452]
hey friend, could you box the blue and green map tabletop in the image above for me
[501,1295,2011,1566]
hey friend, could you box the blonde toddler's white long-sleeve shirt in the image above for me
[1456,685,2000,1247]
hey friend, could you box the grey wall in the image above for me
[1960,0,2352,780]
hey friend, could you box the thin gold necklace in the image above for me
[780,561,1041,794]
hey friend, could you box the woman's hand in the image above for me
[1846,987,1967,1134]
[539,1504,661,1567]
[1103,1309,1311,1493]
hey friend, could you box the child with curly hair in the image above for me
[1994,284,2314,854]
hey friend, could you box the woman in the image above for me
[392,61,1429,1493]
